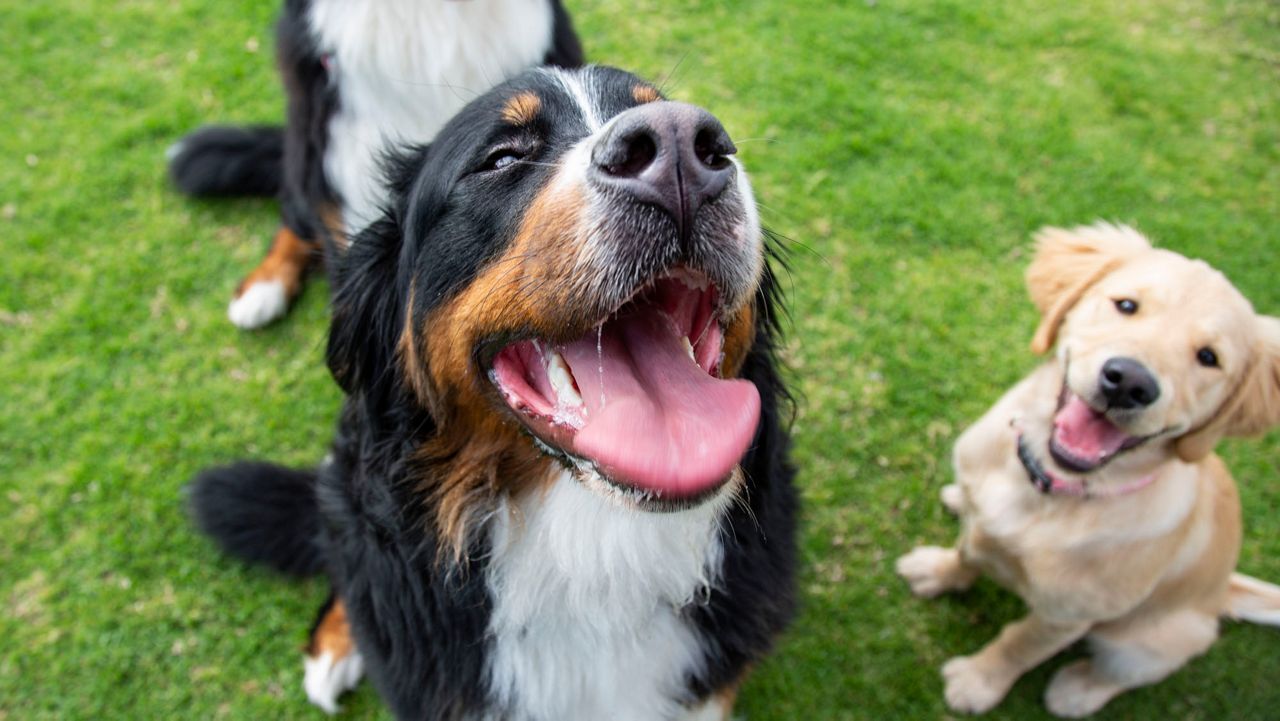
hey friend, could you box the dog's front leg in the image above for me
[942,614,1089,714]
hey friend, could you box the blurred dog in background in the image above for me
[169,0,582,328]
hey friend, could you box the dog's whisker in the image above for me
[656,50,692,96]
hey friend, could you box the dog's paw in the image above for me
[228,279,287,329]
[942,655,1010,715]
[896,546,961,598]
[940,484,964,515]
[1045,660,1118,718]
[304,649,365,714]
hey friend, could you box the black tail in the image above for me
[167,125,285,198]
[187,461,325,577]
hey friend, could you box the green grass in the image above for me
[3,0,1279,718]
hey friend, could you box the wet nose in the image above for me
[1099,357,1161,409]
[590,101,736,239]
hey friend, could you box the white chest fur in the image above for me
[308,0,556,233]
[484,471,729,721]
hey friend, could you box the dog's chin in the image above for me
[557,447,741,513]
[507,418,740,512]
[516,431,736,511]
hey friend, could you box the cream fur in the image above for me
[899,225,1280,717]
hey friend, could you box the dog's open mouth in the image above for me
[489,268,760,503]
[1049,391,1147,473]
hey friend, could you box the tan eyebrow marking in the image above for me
[632,84,661,104]
[501,91,542,126]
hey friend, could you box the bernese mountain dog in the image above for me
[189,65,797,719]
[167,0,583,329]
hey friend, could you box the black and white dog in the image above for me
[169,0,583,328]
[190,66,798,719]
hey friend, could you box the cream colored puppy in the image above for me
[897,224,1280,717]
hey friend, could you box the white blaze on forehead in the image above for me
[547,66,604,132]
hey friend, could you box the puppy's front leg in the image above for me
[943,614,1088,714]
[896,546,978,598]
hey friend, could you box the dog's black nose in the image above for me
[1100,357,1161,409]
[590,102,736,239]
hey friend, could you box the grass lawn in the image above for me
[3,0,1279,718]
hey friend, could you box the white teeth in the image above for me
[681,336,696,362]
[546,347,584,409]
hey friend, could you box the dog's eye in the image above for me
[1196,347,1219,368]
[480,149,524,172]
[1114,298,1139,315]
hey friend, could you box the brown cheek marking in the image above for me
[305,599,355,661]
[427,181,592,402]
[235,225,318,299]
[397,279,438,412]
[632,84,661,104]
[413,415,554,563]
[414,179,592,560]
[719,305,757,379]
[501,91,542,126]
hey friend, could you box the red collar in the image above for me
[1015,432,1156,499]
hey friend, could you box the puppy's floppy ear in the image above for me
[1177,315,1280,462]
[1026,223,1152,354]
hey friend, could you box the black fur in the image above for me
[274,0,339,246]
[543,0,585,68]
[168,125,284,198]
[314,411,492,719]
[187,461,325,577]
[193,67,797,719]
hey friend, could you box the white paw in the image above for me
[943,655,1010,715]
[896,546,960,598]
[304,650,365,714]
[1045,660,1115,718]
[681,696,729,721]
[227,279,287,329]
[940,484,964,515]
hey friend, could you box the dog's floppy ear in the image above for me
[1026,223,1152,354]
[328,144,431,399]
[1177,315,1280,462]
[327,214,407,397]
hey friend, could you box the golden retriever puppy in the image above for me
[897,223,1280,717]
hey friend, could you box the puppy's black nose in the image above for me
[590,101,736,239]
[1100,357,1161,409]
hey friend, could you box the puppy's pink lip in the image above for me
[1048,387,1175,474]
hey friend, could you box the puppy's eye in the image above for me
[480,149,524,172]
[1114,298,1139,315]
[1196,347,1219,368]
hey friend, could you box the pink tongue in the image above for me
[1053,395,1130,464]
[558,311,760,498]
